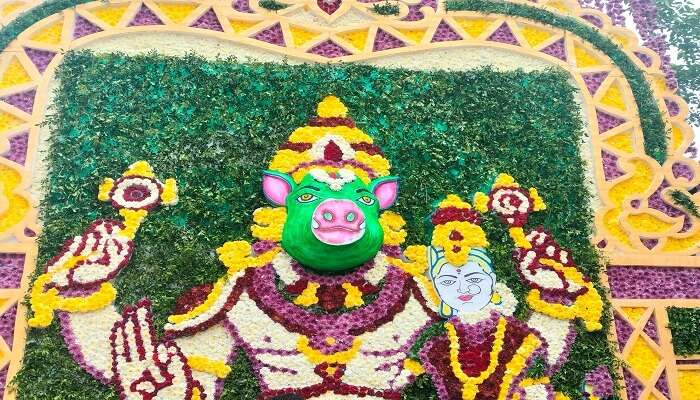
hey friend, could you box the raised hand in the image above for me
[110,299,204,400]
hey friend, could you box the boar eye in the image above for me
[297,193,318,203]
[358,195,375,206]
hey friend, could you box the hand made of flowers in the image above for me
[45,219,133,289]
[28,161,177,328]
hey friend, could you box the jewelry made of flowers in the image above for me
[309,168,356,191]
[473,173,604,332]
[445,316,507,400]
[28,161,177,328]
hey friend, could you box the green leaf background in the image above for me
[15,51,619,399]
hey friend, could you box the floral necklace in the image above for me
[247,250,412,354]
[272,251,389,313]
[445,315,508,400]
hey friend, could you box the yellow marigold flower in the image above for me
[492,173,518,188]
[124,160,155,178]
[473,192,489,213]
[354,151,391,177]
[403,359,424,376]
[251,207,286,241]
[291,165,371,184]
[529,187,546,211]
[342,282,364,308]
[169,277,227,324]
[297,336,362,364]
[438,194,471,209]
[161,178,178,205]
[98,178,114,201]
[287,126,373,144]
[268,149,311,174]
[317,95,348,118]
[188,355,232,378]
[294,282,320,306]
[431,221,488,266]
[508,227,532,249]
[379,211,407,245]
[118,209,148,239]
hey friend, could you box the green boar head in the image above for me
[262,169,399,272]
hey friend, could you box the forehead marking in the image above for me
[309,168,357,191]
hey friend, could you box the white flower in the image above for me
[309,168,356,191]
[110,177,162,210]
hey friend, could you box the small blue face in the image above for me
[433,258,495,314]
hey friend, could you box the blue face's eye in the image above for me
[439,279,455,286]
[466,277,483,284]
[358,195,375,206]
[297,193,318,203]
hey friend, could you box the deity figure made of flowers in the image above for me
[27,96,604,400]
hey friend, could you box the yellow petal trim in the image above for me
[294,282,320,306]
[492,173,518,188]
[297,335,362,364]
[453,17,493,38]
[289,26,317,47]
[123,160,155,177]
[0,164,30,233]
[337,30,368,51]
[397,28,426,43]
[156,2,198,24]
[379,211,407,245]
[438,194,471,209]
[30,21,64,44]
[508,227,532,249]
[119,209,148,239]
[188,355,232,378]
[526,258,603,331]
[317,95,348,118]
[520,26,553,47]
[473,192,489,213]
[251,207,286,242]
[431,221,488,265]
[160,178,178,205]
[497,334,541,400]
[216,240,280,274]
[342,282,364,308]
[230,19,259,33]
[446,317,507,400]
[0,58,31,89]
[528,187,546,211]
[168,276,227,324]
[403,358,424,375]
[98,178,114,201]
[90,4,130,27]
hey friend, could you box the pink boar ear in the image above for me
[370,176,399,210]
[262,171,296,206]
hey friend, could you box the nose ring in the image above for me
[346,212,356,222]
[467,285,481,295]
[323,211,334,221]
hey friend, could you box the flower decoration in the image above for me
[99,161,178,211]
[430,195,488,266]
[27,161,177,328]
[474,173,545,228]
[476,173,603,332]
[267,96,392,184]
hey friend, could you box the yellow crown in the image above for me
[267,96,391,184]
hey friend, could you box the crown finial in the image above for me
[317,95,348,118]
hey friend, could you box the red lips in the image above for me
[458,295,473,301]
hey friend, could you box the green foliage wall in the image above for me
[15,52,615,399]
[667,307,700,356]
